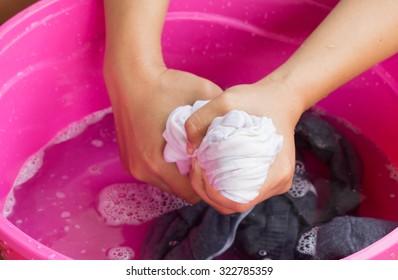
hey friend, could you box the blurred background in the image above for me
[0,0,38,25]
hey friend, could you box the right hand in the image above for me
[104,60,222,203]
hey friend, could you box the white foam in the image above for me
[107,246,135,260]
[90,139,104,148]
[288,174,317,198]
[55,191,66,199]
[97,183,189,226]
[13,150,45,187]
[52,107,112,145]
[3,189,16,218]
[386,163,398,183]
[296,226,319,256]
[60,211,71,218]
[4,107,113,217]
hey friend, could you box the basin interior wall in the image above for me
[0,0,398,259]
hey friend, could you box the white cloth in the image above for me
[163,100,283,203]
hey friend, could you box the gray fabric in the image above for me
[140,201,247,260]
[236,195,302,260]
[139,111,377,260]
[296,216,398,260]
[294,112,363,221]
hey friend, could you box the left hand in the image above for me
[185,80,306,214]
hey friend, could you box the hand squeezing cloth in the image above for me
[140,108,398,260]
[163,100,283,203]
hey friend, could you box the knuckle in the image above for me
[201,81,222,98]
[218,94,236,115]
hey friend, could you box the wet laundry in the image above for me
[163,100,283,203]
[141,111,397,260]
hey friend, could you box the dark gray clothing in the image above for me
[296,216,398,260]
[140,112,396,260]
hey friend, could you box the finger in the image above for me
[248,151,295,206]
[190,158,236,214]
[184,98,225,153]
[192,154,292,213]
[191,77,223,100]
[259,156,294,197]
[166,71,223,106]
[201,169,256,213]
[158,161,201,204]
[181,72,223,101]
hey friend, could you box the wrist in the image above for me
[104,46,167,94]
[103,0,169,86]
[258,52,337,113]
[255,73,307,124]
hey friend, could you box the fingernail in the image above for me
[186,140,194,155]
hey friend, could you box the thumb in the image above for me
[184,98,225,154]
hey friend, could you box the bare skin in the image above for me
[103,0,222,203]
[186,0,398,213]
[104,0,398,213]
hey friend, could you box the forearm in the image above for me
[261,0,398,111]
[103,0,170,80]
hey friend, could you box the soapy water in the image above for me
[296,227,319,257]
[4,107,112,219]
[4,107,398,259]
[106,246,135,260]
[4,109,188,260]
[98,183,189,226]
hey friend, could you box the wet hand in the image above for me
[185,81,305,213]
[104,64,222,203]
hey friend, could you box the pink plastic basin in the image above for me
[1,0,398,260]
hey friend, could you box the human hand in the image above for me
[104,62,222,203]
[185,80,306,213]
